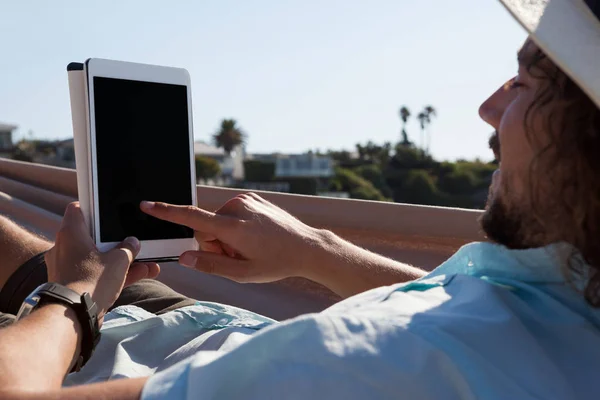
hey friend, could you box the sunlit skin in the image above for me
[478,39,563,248]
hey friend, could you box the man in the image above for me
[1,0,599,398]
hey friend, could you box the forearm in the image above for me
[0,304,147,399]
[0,377,147,400]
[304,230,427,298]
[0,304,82,391]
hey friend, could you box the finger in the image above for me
[221,243,239,258]
[104,236,140,267]
[124,262,161,286]
[60,202,95,247]
[140,201,236,235]
[61,202,84,232]
[248,193,275,207]
[245,192,266,203]
[179,251,257,283]
[124,262,149,287]
[146,262,161,279]
[195,231,217,243]
[215,196,252,216]
[199,240,226,254]
[198,238,240,258]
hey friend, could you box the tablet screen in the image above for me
[93,76,194,242]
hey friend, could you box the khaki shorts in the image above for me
[0,252,196,328]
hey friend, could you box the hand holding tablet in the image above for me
[68,58,199,261]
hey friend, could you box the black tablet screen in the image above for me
[93,76,194,242]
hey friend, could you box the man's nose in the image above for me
[479,80,517,129]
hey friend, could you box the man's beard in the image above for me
[480,195,530,249]
[480,180,546,250]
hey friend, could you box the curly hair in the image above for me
[522,45,600,306]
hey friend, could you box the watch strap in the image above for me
[37,283,81,306]
[36,284,101,372]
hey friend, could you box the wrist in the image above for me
[18,282,102,373]
[63,282,95,297]
[300,228,347,282]
[37,302,81,327]
[55,282,106,325]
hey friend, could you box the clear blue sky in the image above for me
[0,1,525,161]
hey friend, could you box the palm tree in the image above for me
[424,105,437,154]
[213,119,245,155]
[417,111,428,153]
[399,106,411,145]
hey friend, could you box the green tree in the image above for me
[379,142,392,166]
[355,141,392,166]
[438,167,477,195]
[415,105,437,154]
[417,111,428,153]
[277,178,318,195]
[424,105,437,154]
[332,167,388,201]
[11,139,34,162]
[195,156,221,180]
[393,169,443,205]
[389,143,434,170]
[243,160,276,182]
[399,106,411,145]
[213,119,245,154]
[325,136,499,209]
[354,164,392,198]
[327,150,353,164]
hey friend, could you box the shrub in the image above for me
[402,169,440,204]
[244,160,275,182]
[195,156,221,180]
[354,164,393,198]
[276,178,318,195]
[334,168,388,201]
[391,144,435,170]
[438,168,478,195]
[388,169,446,205]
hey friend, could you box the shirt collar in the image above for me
[430,241,585,285]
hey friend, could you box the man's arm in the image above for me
[0,304,85,391]
[302,229,426,298]
[141,195,427,299]
[0,202,158,398]
[0,301,147,400]
[0,377,147,400]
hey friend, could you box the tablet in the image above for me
[83,58,198,261]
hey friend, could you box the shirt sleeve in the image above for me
[141,311,475,400]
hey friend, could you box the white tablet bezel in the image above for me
[84,58,198,260]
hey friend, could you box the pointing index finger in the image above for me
[140,201,233,235]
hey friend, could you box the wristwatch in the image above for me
[16,283,101,372]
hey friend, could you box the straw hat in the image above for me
[499,0,600,108]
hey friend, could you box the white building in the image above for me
[0,122,17,157]
[53,139,76,168]
[249,153,334,178]
[194,141,244,181]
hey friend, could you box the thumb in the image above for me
[104,237,141,268]
[179,251,257,283]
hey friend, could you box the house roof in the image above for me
[194,141,225,156]
[0,122,18,132]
